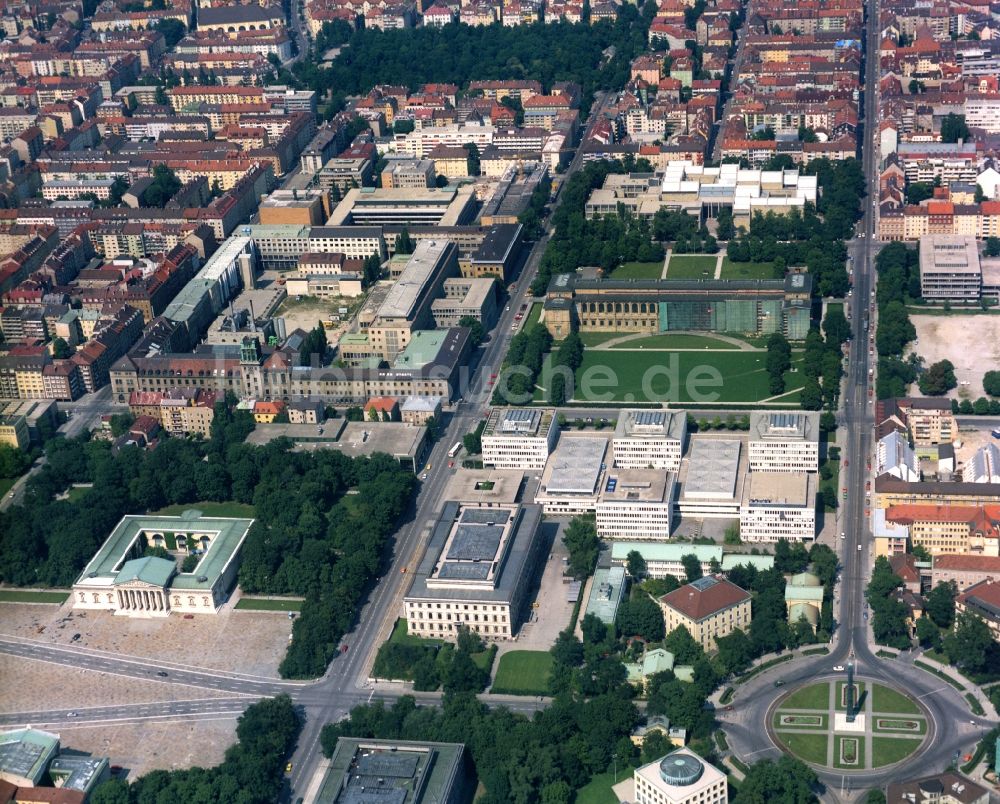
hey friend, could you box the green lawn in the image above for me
[614,261,664,280]
[152,501,256,518]
[719,257,777,280]
[608,333,743,350]
[235,597,303,612]
[572,349,805,404]
[872,737,923,768]
[387,618,443,647]
[472,645,497,673]
[64,485,91,503]
[576,762,639,804]
[775,732,828,765]
[827,302,844,316]
[871,683,920,715]
[525,302,542,329]
[666,255,718,279]
[780,682,830,711]
[834,736,865,769]
[578,332,625,347]
[835,681,866,711]
[491,650,553,695]
[0,589,69,604]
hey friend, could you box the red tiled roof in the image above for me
[660,575,750,621]
[959,578,1000,610]
[933,555,1000,573]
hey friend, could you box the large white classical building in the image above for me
[72,511,252,617]
[403,501,545,641]
[748,411,820,473]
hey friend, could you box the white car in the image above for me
[833,665,845,672]
[840,532,846,539]
[858,544,862,550]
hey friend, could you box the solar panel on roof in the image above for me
[690,576,718,591]
[634,411,665,427]
[500,408,540,432]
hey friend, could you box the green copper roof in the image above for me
[114,556,176,587]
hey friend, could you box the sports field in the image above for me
[569,349,805,404]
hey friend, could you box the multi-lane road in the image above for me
[719,0,992,796]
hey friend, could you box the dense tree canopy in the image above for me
[91,696,299,804]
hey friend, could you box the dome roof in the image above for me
[659,753,703,786]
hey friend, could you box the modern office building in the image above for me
[318,739,467,804]
[658,575,751,652]
[481,407,559,470]
[596,469,677,540]
[617,749,727,804]
[612,409,688,470]
[534,436,608,515]
[919,235,982,302]
[72,512,253,617]
[584,566,628,625]
[740,472,816,543]
[430,277,498,329]
[402,501,545,641]
[748,411,820,473]
[543,269,813,342]
[676,437,746,519]
[327,186,477,227]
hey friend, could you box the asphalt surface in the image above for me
[717,0,991,796]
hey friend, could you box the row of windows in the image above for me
[409,602,505,612]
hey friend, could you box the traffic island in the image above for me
[770,679,929,771]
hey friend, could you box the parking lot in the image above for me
[494,520,575,661]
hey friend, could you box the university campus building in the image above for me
[402,501,545,641]
[658,575,752,652]
[72,511,252,617]
[542,269,813,341]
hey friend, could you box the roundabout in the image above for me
[768,677,929,773]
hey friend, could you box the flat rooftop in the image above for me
[245,420,427,460]
[614,409,687,441]
[318,739,464,804]
[919,234,981,275]
[749,410,819,443]
[442,469,524,505]
[542,436,608,495]
[746,472,812,507]
[610,542,722,565]
[406,501,542,603]
[375,240,454,322]
[584,566,627,624]
[599,469,673,504]
[483,407,555,439]
[74,512,253,593]
[0,728,59,785]
[682,438,742,500]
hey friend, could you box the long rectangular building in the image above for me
[482,407,559,470]
[402,501,545,641]
[543,271,813,341]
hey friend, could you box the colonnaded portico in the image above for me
[72,511,252,618]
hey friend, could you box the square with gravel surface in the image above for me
[908,313,1000,399]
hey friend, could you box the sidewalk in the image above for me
[907,649,1000,721]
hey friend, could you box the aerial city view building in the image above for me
[0,0,999,799]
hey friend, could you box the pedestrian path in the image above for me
[661,248,672,279]
[714,252,724,279]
